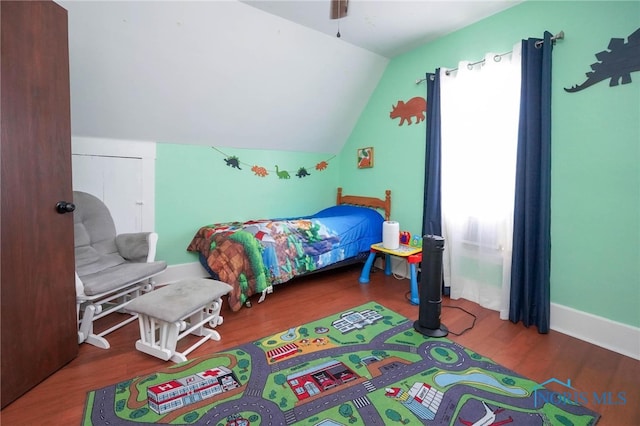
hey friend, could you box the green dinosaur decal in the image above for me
[275,165,290,179]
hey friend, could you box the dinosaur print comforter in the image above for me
[186,205,384,311]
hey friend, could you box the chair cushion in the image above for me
[74,191,125,276]
[115,233,152,262]
[73,191,167,297]
[80,261,167,296]
[127,279,232,323]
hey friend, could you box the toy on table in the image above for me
[398,231,422,248]
[399,231,411,245]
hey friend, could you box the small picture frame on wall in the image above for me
[357,147,374,169]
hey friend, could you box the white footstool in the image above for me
[126,278,232,363]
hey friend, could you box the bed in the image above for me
[186,188,391,311]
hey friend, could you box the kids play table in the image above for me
[359,243,422,305]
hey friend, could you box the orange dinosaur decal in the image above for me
[251,165,268,177]
[390,97,427,126]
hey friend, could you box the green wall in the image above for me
[339,1,639,327]
[155,144,338,265]
[155,1,639,327]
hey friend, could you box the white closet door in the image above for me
[71,155,103,199]
[104,156,143,234]
[72,137,156,234]
[72,155,143,234]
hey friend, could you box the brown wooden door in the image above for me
[1,0,78,409]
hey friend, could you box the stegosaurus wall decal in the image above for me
[565,27,640,92]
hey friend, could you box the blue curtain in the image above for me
[509,32,554,333]
[423,33,553,325]
[422,71,442,238]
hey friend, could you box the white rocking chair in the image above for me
[73,191,167,349]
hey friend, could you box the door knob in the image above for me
[55,201,76,214]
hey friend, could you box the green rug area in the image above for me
[83,302,600,425]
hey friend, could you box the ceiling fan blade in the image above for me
[330,0,348,19]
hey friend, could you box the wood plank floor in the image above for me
[1,265,638,425]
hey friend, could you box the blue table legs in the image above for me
[359,251,420,305]
[384,254,392,275]
[409,263,419,305]
[358,252,376,283]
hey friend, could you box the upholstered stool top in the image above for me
[127,278,232,323]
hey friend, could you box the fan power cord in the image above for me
[407,283,478,336]
[442,304,477,336]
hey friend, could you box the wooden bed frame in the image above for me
[336,187,391,221]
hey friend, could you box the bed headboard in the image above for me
[336,187,391,221]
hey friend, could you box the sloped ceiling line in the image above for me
[59,0,519,153]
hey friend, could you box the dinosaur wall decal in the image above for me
[565,27,640,93]
[224,155,242,169]
[251,165,268,177]
[390,97,426,126]
[275,165,290,179]
[295,167,310,178]
[211,147,332,180]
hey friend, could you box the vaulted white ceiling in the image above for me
[58,0,519,154]
[241,0,522,58]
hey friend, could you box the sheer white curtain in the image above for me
[439,43,521,319]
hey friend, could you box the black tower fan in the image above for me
[414,235,448,337]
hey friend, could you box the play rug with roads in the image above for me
[82,301,600,425]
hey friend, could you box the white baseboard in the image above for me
[550,303,639,360]
[159,261,639,360]
[382,259,639,360]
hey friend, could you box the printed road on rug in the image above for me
[83,302,600,425]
